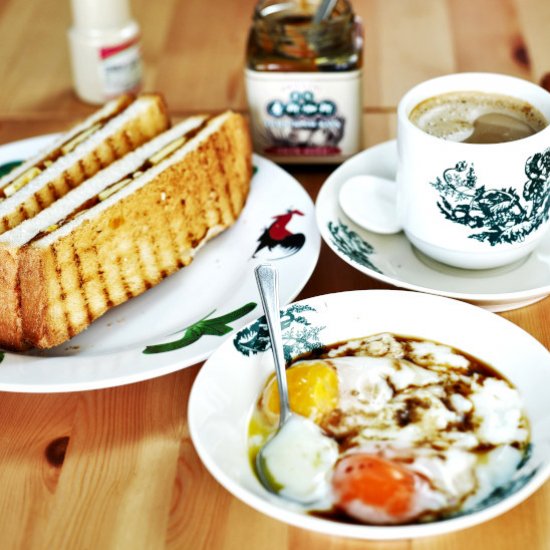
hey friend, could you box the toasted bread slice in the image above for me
[0,94,170,350]
[13,111,251,350]
[0,93,169,233]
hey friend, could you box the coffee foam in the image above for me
[409,91,548,142]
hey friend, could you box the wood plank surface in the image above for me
[0,0,549,548]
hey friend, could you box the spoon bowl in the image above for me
[338,174,401,234]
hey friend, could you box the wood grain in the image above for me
[0,0,549,549]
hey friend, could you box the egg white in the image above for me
[297,334,529,519]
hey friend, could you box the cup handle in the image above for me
[338,175,402,234]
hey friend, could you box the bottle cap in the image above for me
[70,0,132,30]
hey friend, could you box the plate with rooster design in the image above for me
[0,134,320,392]
[316,140,550,312]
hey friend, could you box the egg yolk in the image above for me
[332,454,416,520]
[261,361,339,424]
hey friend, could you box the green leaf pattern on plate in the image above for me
[328,220,382,274]
[0,352,4,364]
[0,160,23,178]
[143,302,257,354]
[233,304,325,362]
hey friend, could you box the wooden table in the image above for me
[0,0,549,548]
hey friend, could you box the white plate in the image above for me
[188,289,550,540]
[0,134,320,392]
[316,140,550,312]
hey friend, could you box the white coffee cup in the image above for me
[344,73,550,270]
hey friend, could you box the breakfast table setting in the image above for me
[1,0,550,548]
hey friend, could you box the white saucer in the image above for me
[316,140,550,312]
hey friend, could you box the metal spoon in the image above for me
[313,0,338,24]
[253,264,338,503]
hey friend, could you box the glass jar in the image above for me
[245,0,363,164]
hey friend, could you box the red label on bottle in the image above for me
[100,36,140,60]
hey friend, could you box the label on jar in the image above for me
[245,69,362,163]
[100,37,142,96]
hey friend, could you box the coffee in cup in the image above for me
[408,91,548,144]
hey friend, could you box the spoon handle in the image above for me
[313,0,337,24]
[254,264,292,425]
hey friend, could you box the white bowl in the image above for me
[188,290,550,540]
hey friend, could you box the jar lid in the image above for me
[70,0,132,30]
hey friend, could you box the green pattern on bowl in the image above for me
[233,304,325,362]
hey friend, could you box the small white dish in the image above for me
[0,135,320,392]
[188,289,550,540]
[316,140,550,311]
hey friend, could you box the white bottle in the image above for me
[68,0,143,104]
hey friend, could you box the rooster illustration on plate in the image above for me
[253,209,306,260]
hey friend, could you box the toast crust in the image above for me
[20,112,252,349]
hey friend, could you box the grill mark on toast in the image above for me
[128,122,146,150]
[93,244,114,308]
[34,188,46,211]
[190,228,208,250]
[73,248,94,326]
[116,256,134,300]
[47,181,60,201]
[63,170,76,192]
[132,239,152,290]
[213,134,236,220]
[18,203,29,225]
[208,188,222,226]
[106,135,118,160]
[92,149,104,171]
[122,129,134,150]
[51,246,74,341]
[148,222,166,282]
[77,159,87,181]
[205,142,223,227]
[136,124,147,146]
[161,195,180,269]
[215,139,229,224]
